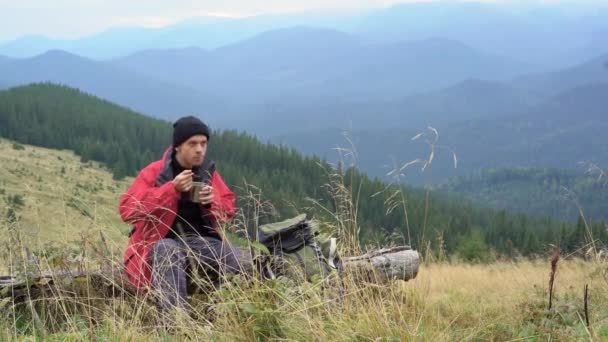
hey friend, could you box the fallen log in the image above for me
[342,246,419,282]
[0,247,419,302]
[0,267,139,304]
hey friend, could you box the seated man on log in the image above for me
[118,116,251,310]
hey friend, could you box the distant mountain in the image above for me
[113,27,363,105]
[309,37,535,99]
[582,28,608,57]
[2,29,540,134]
[271,78,541,134]
[272,82,608,184]
[0,12,355,59]
[211,27,360,79]
[110,28,538,133]
[367,78,540,129]
[352,2,523,40]
[270,77,540,134]
[533,82,608,122]
[0,35,56,58]
[110,47,213,87]
[514,53,608,97]
[0,55,12,64]
[351,2,608,68]
[435,82,608,175]
[115,30,535,102]
[409,79,540,120]
[1,3,605,68]
[0,55,9,89]
[0,50,225,120]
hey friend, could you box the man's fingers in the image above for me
[173,170,194,192]
[199,186,213,195]
[200,193,214,205]
[176,170,193,181]
[178,172,193,180]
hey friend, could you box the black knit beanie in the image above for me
[172,116,210,147]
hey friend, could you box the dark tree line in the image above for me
[441,167,608,221]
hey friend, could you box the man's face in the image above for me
[175,134,208,168]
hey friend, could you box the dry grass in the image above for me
[0,138,130,253]
[2,255,605,341]
[414,260,606,330]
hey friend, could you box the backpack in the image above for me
[257,214,342,281]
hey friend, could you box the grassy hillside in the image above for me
[0,138,130,253]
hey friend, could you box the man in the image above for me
[119,116,251,310]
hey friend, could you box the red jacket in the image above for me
[119,148,236,288]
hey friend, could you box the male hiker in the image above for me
[119,116,251,310]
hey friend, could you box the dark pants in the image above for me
[150,235,252,310]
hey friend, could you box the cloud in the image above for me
[0,0,363,39]
[0,0,604,40]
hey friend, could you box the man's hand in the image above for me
[173,170,193,192]
[199,185,214,205]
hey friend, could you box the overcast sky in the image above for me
[0,0,603,41]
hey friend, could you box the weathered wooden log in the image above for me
[0,268,140,304]
[0,246,419,301]
[342,246,419,282]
